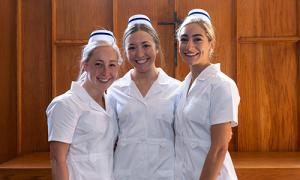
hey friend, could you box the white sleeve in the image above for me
[209,81,240,127]
[46,100,79,143]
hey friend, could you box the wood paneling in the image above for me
[0,0,17,163]
[55,0,113,40]
[52,0,113,96]
[237,43,298,151]
[0,0,299,163]
[55,46,82,95]
[237,0,297,37]
[19,0,52,153]
[237,0,299,151]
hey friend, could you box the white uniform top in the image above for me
[46,81,117,180]
[107,68,181,180]
[174,64,240,180]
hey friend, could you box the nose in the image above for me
[101,66,108,76]
[186,39,194,51]
[136,46,145,58]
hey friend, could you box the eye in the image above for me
[127,46,135,51]
[109,63,117,67]
[143,44,151,48]
[180,37,188,42]
[95,62,104,68]
[193,38,202,42]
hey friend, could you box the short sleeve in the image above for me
[209,81,240,127]
[46,100,79,143]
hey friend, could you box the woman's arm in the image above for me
[199,122,232,180]
[50,141,70,180]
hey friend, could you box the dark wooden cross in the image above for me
[158,11,182,68]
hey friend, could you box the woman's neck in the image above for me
[131,67,159,97]
[190,62,211,83]
[82,81,105,108]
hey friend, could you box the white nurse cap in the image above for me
[127,14,153,28]
[188,9,211,24]
[88,30,115,44]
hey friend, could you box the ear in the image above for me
[81,61,88,72]
[210,40,216,51]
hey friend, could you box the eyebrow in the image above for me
[128,41,150,46]
[181,34,203,38]
[95,59,118,62]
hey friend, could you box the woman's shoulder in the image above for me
[46,90,81,115]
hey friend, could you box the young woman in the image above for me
[108,14,181,180]
[175,9,240,180]
[46,30,122,180]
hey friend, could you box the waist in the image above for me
[67,151,113,161]
[118,137,174,146]
[175,136,211,147]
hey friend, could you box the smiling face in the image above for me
[124,31,157,73]
[83,45,119,94]
[178,23,215,67]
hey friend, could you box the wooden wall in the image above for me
[0,0,299,163]
[237,0,299,151]
[0,0,17,163]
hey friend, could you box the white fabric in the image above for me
[88,30,115,44]
[127,14,153,28]
[188,9,211,24]
[174,64,240,180]
[107,68,181,180]
[46,81,117,180]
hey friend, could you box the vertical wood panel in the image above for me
[237,43,298,151]
[0,0,17,162]
[53,0,113,96]
[237,0,299,151]
[55,46,82,95]
[19,0,52,153]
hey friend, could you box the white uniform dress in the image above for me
[174,64,240,180]
[46,81,117,180]
[107,68,181,180]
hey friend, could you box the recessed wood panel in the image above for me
[0,0,17,163]
[176,0,236,81]
[55,0,113,40]
[237,43,298,151]
[20,0,52,153]
[54,46,82,96]
[237,0,297,37]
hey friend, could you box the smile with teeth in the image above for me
[135,58,148,64]
[97,77,111,83]
[185,52,199,57]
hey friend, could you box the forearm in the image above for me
[51,159,69,180]
[199,144,228,180]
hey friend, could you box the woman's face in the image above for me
[125,31,157,73]
[178,23,214,66]
[83,46,119,92]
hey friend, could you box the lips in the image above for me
[135,58,148,64]
[184,52,200,57]
[97,77,111,83]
